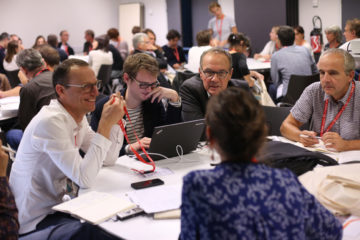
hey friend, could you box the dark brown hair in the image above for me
[206,87,267,162]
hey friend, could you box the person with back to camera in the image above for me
[180,87,342,239]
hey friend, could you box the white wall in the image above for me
[117,0,168,47]
[219,0,235,20]
[0,0,120,53]
[299,0,342,45]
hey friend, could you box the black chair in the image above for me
[172,70,197,93]
[5,70,21,88]
[263,106,311,136]
[279,73,320,106]
[263,106,292,136]
[97,64,112,95]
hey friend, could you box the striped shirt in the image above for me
[291,81,360,140]
[125,105,144,143]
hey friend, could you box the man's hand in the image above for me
[146,87,179,104]
[0,140,9,177]
[130,137,151,151]
[322,132,347,152]
[98,93,126,139]
[299,130,319,147]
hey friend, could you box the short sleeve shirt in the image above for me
[208,15,236,42]
[291,81,360,140]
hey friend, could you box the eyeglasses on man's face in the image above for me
[65,80,102,93]
[131,77,160,89]
[201,69,229,80]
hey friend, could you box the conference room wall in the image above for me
[341,0,360,31]
[0,0,120,53]
[299,0,341,46]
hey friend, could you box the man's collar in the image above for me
[323,80,354,104]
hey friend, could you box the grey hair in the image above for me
[132,33,148,50]
[200,47,232,71]
[325,25,343,44]
[16,48,43,72]
[321,48,355,75]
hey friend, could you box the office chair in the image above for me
[97,64,112,95]
[5,70,21,88]
[172,70,197,93]
[278,73,320,107]
[263,106,311,136]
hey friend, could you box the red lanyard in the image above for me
[64,45,69,55]
[215,16,224,40]
[35,68,49,77]
[111,97,155,173]
[173,47,180,62]
[320,81,355,136]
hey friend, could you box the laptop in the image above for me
[137,119,205,161]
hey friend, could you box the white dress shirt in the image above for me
[185,45,212,73]
[9,99,124,234]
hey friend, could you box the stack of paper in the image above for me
[52,191,136,224]
[127,184,182,214]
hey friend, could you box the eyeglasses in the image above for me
[65,80,102,92]
[131,77,160,89]
[201,69,229,80]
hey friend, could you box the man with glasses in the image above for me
[180,47,249,122]
[91,53,181,155]
[10,58,125,235]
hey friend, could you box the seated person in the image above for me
[180,47,248,121]
[83,29,98,55]
[132,33,170,88]
[324,25,343,51]
[228,33,264,87]
[253,26,279,61]
[91,53,181,155]
[47,34,68,62]
[269,25,318,103]
[293,26,313,57]
[185,30,212,73]
[9,59,125,235]
[6,46,59,150]
[162,29,186,70]
[281,49,360,152]
[58,30,75,56]
[142,28,166,63]
[88,35,113,77]
[107,28,129,61]
[0,139,19,239]
[180,87,342,239]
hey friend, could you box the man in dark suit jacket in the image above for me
[180,47,249,121]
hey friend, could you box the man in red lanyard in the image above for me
[281,48,360,152]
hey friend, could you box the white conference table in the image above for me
[0,96,20,121]
[79,149,215,240]
[247,58,271,71]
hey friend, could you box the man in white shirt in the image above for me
[9,58,125,234]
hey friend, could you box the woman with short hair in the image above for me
[180,87,342,240]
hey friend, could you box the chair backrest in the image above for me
[172,71,197,93]
[97,64,112,87]
[5,70,21,88]
[263,106,292,136]
[282,73,320,105]
[263,106,311,136]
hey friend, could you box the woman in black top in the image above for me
[228,33,264,87]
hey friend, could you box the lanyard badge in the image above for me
[112,96,156,173]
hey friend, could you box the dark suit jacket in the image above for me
[90,87,182,155]
[57,42,75,56]
[18,71,56,130]
[179,75,250,121]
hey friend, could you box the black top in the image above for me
[230,52,250,80]
[162,45,186,67]
[109,44,124,71]
[57,42,75,56]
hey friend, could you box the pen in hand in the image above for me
[299,134,321,139]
